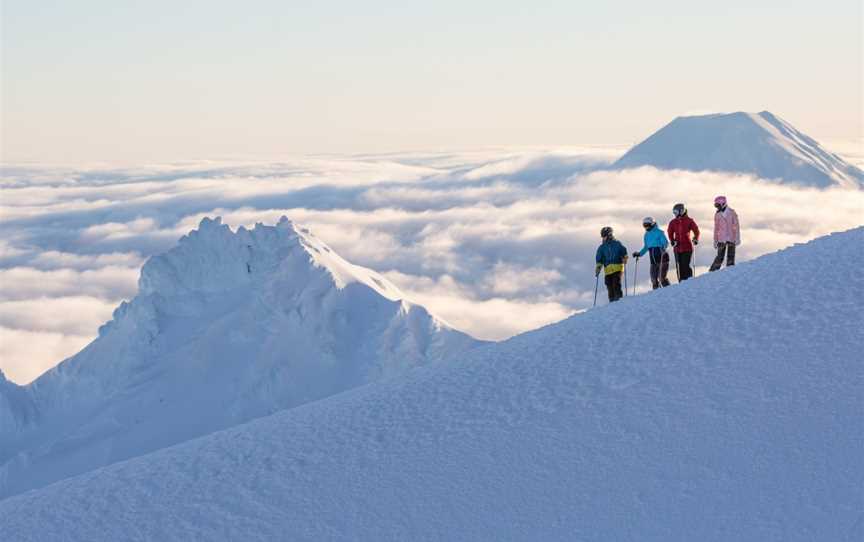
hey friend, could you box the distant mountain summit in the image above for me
[0,217,484,499]
[614,111,863,188]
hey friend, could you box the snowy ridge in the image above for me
[1,227,861,541]
[614,111,864,188]
[0,217,483,499]
[138,216,407,302]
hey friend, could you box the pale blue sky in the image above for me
[2,0,861,161]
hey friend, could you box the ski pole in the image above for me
[623,261,628,297]
[593,271,599,307]
[673,249,680,282]
[692,243,698,277]
[633,257,639,296]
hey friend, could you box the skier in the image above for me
[667,203,700,281]
[595,226,628,303]
[632,217,670,289]
[709,196,740,271]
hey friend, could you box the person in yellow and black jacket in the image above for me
[595,226,628,303]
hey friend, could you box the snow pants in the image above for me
[648,248,670,289]
[675,251,693,281]
[604,271,623,302]
[709,242,736,271]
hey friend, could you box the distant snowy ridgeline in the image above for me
[0,217,483,500]
[1,227,861,541]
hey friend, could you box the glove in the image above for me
[631,252,640,258]
[693,238,699,245]
[670,240,677,247]
[595,264,601,277]
[713,241,719,249]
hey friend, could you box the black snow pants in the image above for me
[648,248,670,289]
[709,242,736,271]
[604,271,623,302]
[675,251,693,281]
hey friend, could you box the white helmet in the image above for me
[642,216,656,228]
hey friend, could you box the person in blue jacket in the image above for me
[632,217,671,289]
[595,226,628,302]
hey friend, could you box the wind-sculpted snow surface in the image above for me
[615,111,864,188]
[0,217,483,499]
[2,227,862,541]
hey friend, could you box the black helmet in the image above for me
[673,203,686,217]
[600,226,613,239]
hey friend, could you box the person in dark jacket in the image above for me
[667,203,700,281]
[595,226,628,302]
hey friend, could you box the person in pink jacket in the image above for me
[709,195,740,271]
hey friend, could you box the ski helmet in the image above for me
[642,216,656,229]
[600,226,613,239]
[714,195,727,208]
[672,203,686,217]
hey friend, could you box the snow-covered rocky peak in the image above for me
[614,111,864,188]
[139,216,404,301]
[0,218,484,499]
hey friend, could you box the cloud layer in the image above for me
[2,146,862,383]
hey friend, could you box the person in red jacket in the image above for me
[666,203,700,281]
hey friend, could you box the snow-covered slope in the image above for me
[2,227,861,541]
[615,111,864,188]
[0,216,483,499]
[0,370,36,441]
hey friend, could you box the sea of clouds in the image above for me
[2,145,863,383]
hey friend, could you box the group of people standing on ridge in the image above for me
[594,196,741,303]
